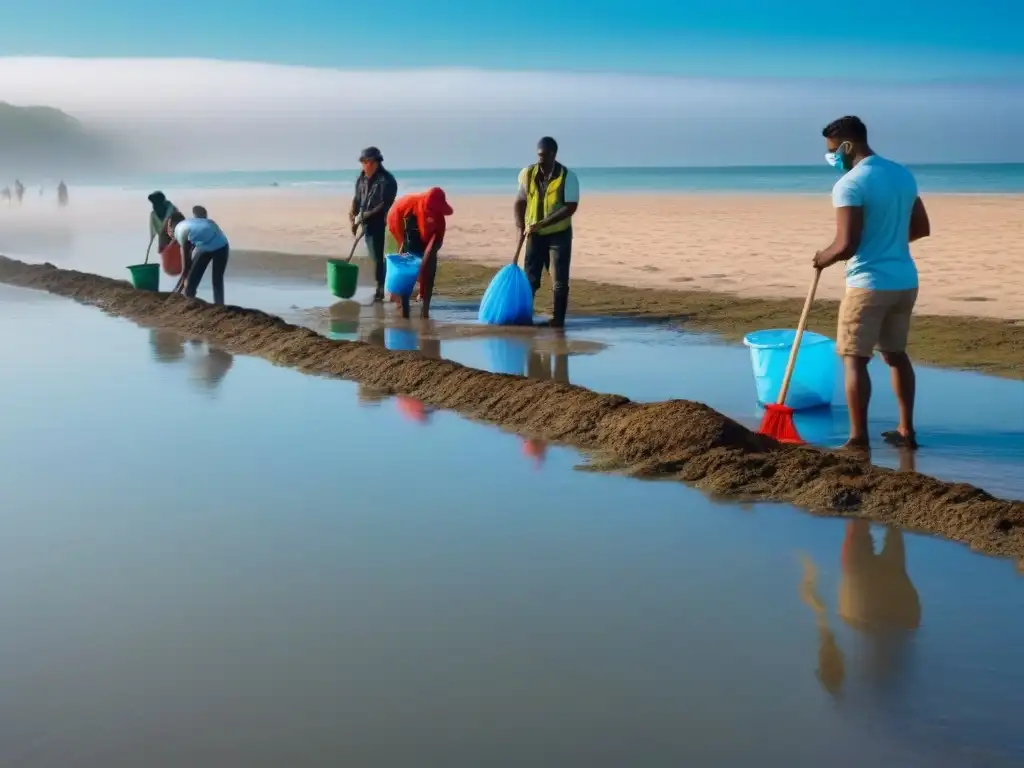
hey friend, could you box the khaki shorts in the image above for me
[836,287,918,358]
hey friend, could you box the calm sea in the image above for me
[73,163,1024,196]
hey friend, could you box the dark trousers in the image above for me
[364,228,387,288]
[185,245,230,305]
[399,251,439,318]
[524,228,572,325]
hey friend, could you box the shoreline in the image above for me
[232,249,1024,379]
[2,254,1022,560]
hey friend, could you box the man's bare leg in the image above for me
[842,355,872,450]
[881,350,917,448]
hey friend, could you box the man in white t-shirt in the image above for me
[812,116,931,451]
[514,136,580,328]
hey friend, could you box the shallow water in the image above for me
[312,299,1024,501]
[1,285,1023,766]
[3,207,1022,497]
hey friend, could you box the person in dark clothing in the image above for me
[514,137,581,328]
[349,147,399,302]
[148,191,180,251]
[57,181,68,207]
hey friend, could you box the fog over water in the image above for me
[0,57,1020,173]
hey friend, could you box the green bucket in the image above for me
[327,259,359,299]
[128,263,161,292]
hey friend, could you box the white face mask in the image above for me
[824,142,852,171]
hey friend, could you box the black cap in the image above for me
[148,190,165,203]
[359,146,383,163]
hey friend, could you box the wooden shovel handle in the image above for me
[345,229,365,263]
[776,268,822,406]
[512,231,527,267]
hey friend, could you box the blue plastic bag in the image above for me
[478,264,534,325]
[384,253,423,298]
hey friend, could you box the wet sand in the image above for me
[2,254,1022,559]
[234,248,1024,379]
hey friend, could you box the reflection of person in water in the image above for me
[527,349,570,384]
[149,328,186,362]
[801,521,921,698]
[522,348,572,465]
[395,335,441,423]
[191,347,234,392]
[840,521,921,688]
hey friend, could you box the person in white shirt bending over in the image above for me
[167,206,231,304]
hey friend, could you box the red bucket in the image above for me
[160,241,183,276]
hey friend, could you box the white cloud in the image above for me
[0,56,1019,171]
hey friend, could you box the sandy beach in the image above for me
[1,188,1021,376]
[192,190,1024,321]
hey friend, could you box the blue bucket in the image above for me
[742,329,837,410]
[384,327,420,352]
[384,254,423,298]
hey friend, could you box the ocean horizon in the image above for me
[25,162,1024,196]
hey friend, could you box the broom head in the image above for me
[758,403,805,444]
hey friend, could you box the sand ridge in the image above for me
[2,254,1022,560]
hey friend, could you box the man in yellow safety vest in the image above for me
[514,136,580,328]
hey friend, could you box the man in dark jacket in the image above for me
[349,146,398,301]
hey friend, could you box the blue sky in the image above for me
[2,0,1021,80]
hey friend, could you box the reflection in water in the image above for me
[840,522,921,688]
[522,349,572,467]
[190,347,235,393]
[357,384,389,406]
[800,522,922,699]
[799,555,845,696]
[149,329,234,393]
[393,330,441,424]
[328,318,360,336]
[149,329,186,363]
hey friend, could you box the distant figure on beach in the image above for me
[515,136,580,328]
[812,116,931,451]
[13,179,24,204]
[167,206,231,304]
[148,191,180,252]
[57,181,68,207]
[349,146,398,302]
[385,187,454,319]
